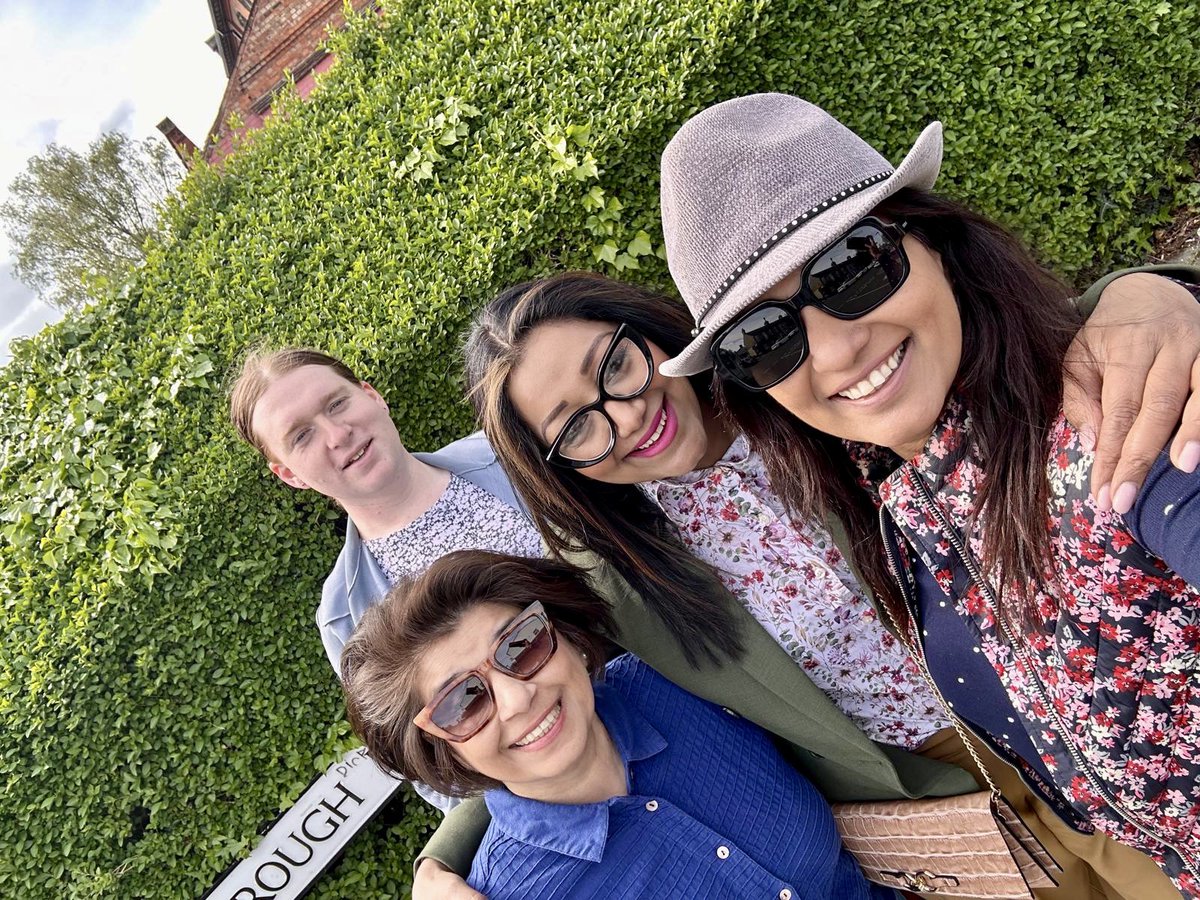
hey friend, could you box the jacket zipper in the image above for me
[889,465,1198,880]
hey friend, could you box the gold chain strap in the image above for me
[877,582,1004,801]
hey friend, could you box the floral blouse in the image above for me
[644,435,949,749]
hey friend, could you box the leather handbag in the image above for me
[832,596,1062,898]
[832,789,1061,897]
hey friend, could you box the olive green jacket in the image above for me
[417,263,1200,877]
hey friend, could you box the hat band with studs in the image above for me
[689,169,894,337]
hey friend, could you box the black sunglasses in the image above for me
[711,217,910,391]
[545,323,655,469]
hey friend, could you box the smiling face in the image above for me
[249,364,408,503]
[417,602,604,802]
[760,234,962,459]
[506,319,713,484]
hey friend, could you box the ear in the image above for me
[360,381,388,410]
[269,460,310,490]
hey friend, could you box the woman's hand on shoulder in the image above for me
[413,858,488,900]
[1063,272,1200,513]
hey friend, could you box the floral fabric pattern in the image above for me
[851,401,1200,897]
[645,435,948,750]
[364,474,543,584]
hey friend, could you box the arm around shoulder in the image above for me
[1076,263,1200,316]
[1064,265,1200,501]
[414,793,492,880]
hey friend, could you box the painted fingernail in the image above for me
[1178,441,1200,474]
[1078,425,1096,453]
[1095,483,1112,512]
[1112,482,1137,516]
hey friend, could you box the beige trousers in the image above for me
[912,729,1180,900]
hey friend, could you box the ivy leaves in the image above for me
[1,0,1196,897]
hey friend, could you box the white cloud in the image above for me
[100,99,138,135]
[0,263,61,366]
[0,0,227,360]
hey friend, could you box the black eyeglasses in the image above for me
[711,217,910,391]
[545,323,654,469]
[413,602,558,743]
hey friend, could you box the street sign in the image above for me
[202,748,405,900]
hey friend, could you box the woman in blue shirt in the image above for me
[340,549,897,899]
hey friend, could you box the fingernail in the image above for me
[1179,441,1200,474]
[1078,425,1096,453]
[1095,483,1112,512]
[1112,481,1137,516]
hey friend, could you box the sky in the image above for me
[0,0,228,364]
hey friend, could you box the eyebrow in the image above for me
[280,389,343,444]
[537,329,615,440]
[431,610,523,695]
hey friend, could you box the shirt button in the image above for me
[716,846,730,859]
[645,800,659,812]
[779,890,793,900]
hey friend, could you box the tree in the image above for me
[1,132,184,312]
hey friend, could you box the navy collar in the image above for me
[482,681,667,862]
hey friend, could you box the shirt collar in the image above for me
[643,433,752,501]
[482,679,668,862]
[846,397,972,495]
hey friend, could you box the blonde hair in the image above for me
[228,347,359,458]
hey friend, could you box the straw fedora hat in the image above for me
[659,93,942,376]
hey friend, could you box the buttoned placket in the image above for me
[625,794,799,898]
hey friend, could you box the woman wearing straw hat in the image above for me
[656,93,1200,898]
[409,107,1200,900]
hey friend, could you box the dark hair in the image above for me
[464,271,743,666]
[340,550,615,796]
[717,188,1081,631]
[228,346,359,458]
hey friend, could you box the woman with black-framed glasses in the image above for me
[542,323,656,468]
[464,268,959,753]
[342,550,900,900]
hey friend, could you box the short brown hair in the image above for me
[228,347,359,457]
[340,550,615,796]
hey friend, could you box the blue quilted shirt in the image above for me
[468,655,894,900]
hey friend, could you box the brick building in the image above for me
[160,0,374,162]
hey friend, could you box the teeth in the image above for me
[636,409,668,451]
[838,343,906,400]
[514,702,560,747]
[347,445,367,465]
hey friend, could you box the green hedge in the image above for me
[1,0,1196,897]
